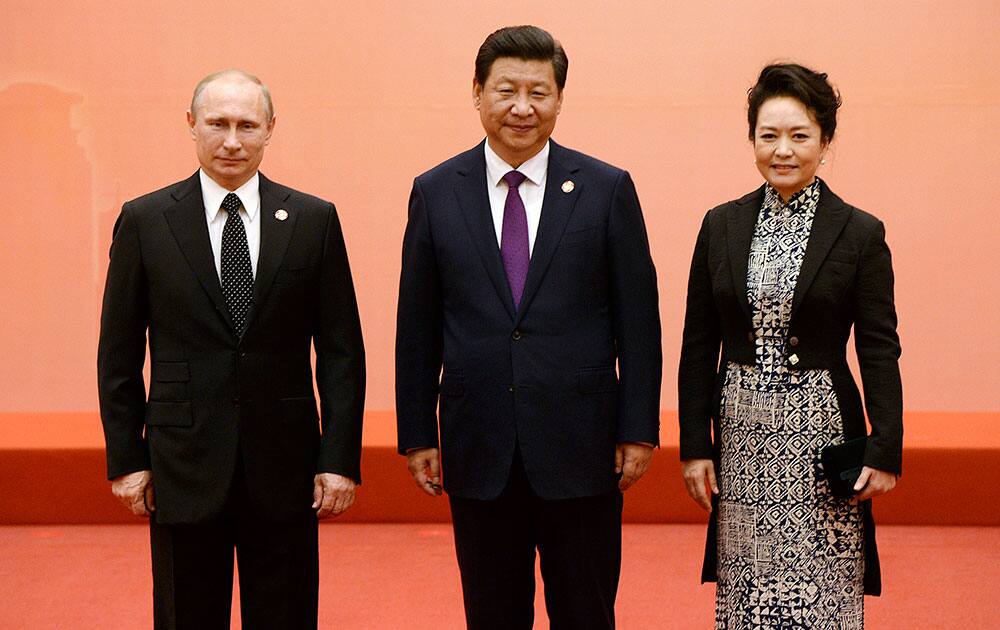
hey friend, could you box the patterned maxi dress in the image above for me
[715,180,865,629]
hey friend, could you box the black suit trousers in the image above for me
[149,461,319,630]
[449,452,623,630]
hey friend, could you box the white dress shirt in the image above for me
[484,140,549,256]
[199,170,261,281]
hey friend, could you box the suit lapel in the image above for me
[454,143,517,320]
[244,173,296,335]
[164,173,232,331]
[515,141,580,325]
[791,182,851,317]
[727,186,765,325]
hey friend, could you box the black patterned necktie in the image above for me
[220,192,253,334]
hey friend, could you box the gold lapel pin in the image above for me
[275,209,289,221]
[561,180,575,193]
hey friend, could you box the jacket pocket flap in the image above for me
[578,367,618,393]
[561,225,600,245]
[146,401,193,427]
[153,361,190,383]
[275,265,319,285]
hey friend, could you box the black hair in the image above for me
[747,63,841,143]
[475,25,568,90]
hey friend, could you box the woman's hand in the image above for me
[682,459,719,512]
[852,466,897,502]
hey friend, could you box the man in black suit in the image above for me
[395,26,661,629]
[97,69,365,629]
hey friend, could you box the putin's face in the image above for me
[473,57,562,168]
[187,77,274,190]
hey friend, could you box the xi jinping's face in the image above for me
[474,57,562,168]
[187,76,274,191]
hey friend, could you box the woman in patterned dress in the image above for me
[677,64,902,629]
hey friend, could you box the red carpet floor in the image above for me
[5,411,1000,527]
[0,524,996,629]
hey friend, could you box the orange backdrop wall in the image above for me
[2,1,998,449]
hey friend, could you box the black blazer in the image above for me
[396,140,662,501]
[678,180,902,594]
[97,172,365,524]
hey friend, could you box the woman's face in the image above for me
[753,96,828,200]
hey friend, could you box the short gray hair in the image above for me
[190,69,274,120]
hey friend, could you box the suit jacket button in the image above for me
[508,385,516,393]
[512,330,522,340]
[789,336,799,347]
[789,353,799,365]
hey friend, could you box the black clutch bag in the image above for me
[820,437,867,498]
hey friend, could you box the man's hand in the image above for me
[616,442,654,492]
[852,466,897,503]
[111,470,155,516]
[406,447,442,497]
[682,459,719,512]
[313,473,357,518]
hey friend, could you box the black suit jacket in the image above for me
[678,180,902,594]
[396,140,661,501]
[98,172,365,524]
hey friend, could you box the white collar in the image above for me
[484,140,549,187]
[200,170,261,222]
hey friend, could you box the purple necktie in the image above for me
[501,170,529,308]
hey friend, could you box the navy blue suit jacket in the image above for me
[396,140,661,501]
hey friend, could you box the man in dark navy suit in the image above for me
[98,70,365,629]
[395,26,661,629]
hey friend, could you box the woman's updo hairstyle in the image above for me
[747,63,842,144]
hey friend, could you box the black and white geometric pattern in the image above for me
[715,179,864,629]
[220,192,254,335]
